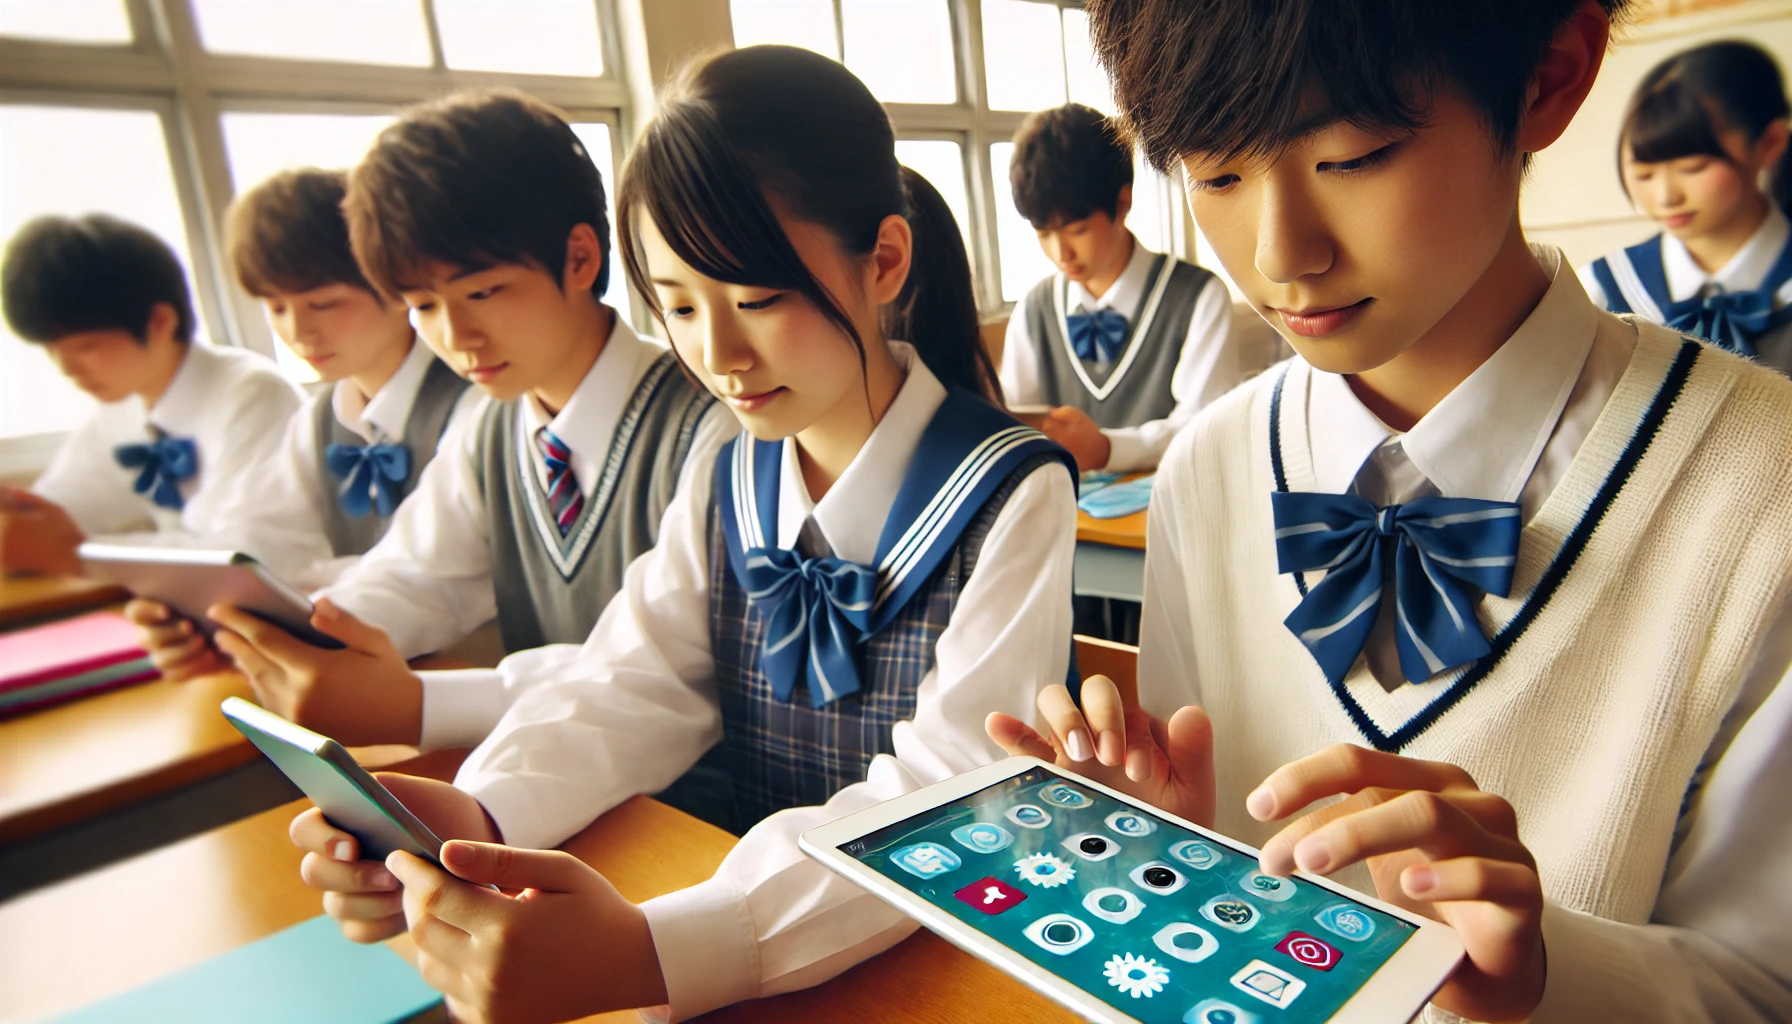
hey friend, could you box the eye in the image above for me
[1319,143,1398,174]
[1187,173,1241,195]
[467,285,501,300]
[409,301,437,314]
[738,293,785,311]
[665,305,696,320]
[308,300,341,312]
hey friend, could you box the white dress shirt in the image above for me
[31,342,302,543]
[1000,236,1238,471]
[1579,204,1792,308]
[320,316,738,662]
[449,344,1077,1021]
[1142,246,1792,1020]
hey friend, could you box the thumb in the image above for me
[439,840,594,893]
[1164,705,1216,825]
[311,598,393,653]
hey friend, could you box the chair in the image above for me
[1074,634,1139,709]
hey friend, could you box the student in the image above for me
[1000,102,1236,473]
[0,214,301,576]
[287,46,1077,1022]
[990,2,1792,1022]
[191,89,735,747]
[1583,41,1792,374]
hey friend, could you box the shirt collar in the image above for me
[519,313,652,457]
[146,343,217,438]
[775,342,947,564]
[331,335,433,444]
[1069,233,1155,315]
[1661,204,1791,302]
[1307,244,1599,503]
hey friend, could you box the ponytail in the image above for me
[894,166,1000,403]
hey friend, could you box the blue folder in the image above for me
[55,915,444,1024]
[1077,474,1155,519]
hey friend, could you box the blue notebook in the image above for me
[1077,474,1155,519]
[55,916,444,1024]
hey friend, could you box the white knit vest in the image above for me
[1149,317,1792,928]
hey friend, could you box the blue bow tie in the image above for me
[743,546,878,707]
[1667,289,1775,358]
[1066,306,1129,363]
[113,434,197,510]
[325,442,412,517]
[1272,491,1522,686]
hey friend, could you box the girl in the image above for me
[1583,40,1792,372]
[286,46,1078,1023]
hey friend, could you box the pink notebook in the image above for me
[0,611,152,695]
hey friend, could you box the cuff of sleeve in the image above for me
[1101,429,1150,474]
[638,879,761,1022]
[417,668,506,752]
[1530,901,1635,1023]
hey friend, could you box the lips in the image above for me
[1275,298,1373,339]
[720,386,785,414]
[464,363,508,384]
[1661,212,1695,229]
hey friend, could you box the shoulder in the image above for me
[1160,361,1282,488]
[1019,273,1058,315]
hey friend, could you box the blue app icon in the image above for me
[1170,839,1223,871]
[1040,782,1094,808]
[951,822,1015,854]
[1314,903,1377,942]
[1185,998,1261,1024]
[890,842,962,879]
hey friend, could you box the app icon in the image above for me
[1130,860,1188,896]
[1105,809,1157,836]
[1024,913,1094,955]
[1103,953,1170,999]
[1062,832,1122,861]
[1084,887,1145,924]
[1169,839,1223,871]
[1275,931,1341,972]
[1040,782,1094,808]
[890,842,961,879]
[1238,870,1296,903]
[1014,851,1076,888]
[1184,998,1261,1024]
[1006,804,1052,830]
[1314,903,1377,942]
[1200,895,1259,933]
[950,822,1015,854]
[1152,922,1218,964]
[1230,959,1306,1009]
[954,877,1026,916]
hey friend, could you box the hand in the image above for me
[986,675,1215,829]
[1039,406,1112,473]
[0,488,84,576]
[1249,745,1544,1022]
[387,839,669,1023]
[211,597,423,746]
[291,773,499,944]
[124,598,225,681]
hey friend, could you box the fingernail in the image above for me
[332,840,355,862]
[1405,867,1437,896]
[1295,837,1333,874]
[1065,729,1092,762]
[1245,786,1276,820]
[1125,746,1152,782]
[443,842,474,868]
[1098,730,1123,766]
[368,867,396,888]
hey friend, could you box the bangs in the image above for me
[1626,76,1731,166]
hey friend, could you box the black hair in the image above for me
[1085,0,1634,171]
[346,88,612,299]
[227,167,377,299]
[1621,40,1792,214]
[2,213,196,346]
[617,45,999,402]
[1009,103,1135,229]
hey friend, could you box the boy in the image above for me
[1001,102,1236,473]
[0,214,301,576]
[197,90,734,749]
[991,2,1792,1022]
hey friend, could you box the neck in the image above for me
[1681,192,1772,276]
[1349,220,1548,432]
[794,341,906,503]
[140,341,189,410]
[349,332,415,404]
[1079,231,1136,302]
[531,300,613,417]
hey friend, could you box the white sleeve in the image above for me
[1577,262,1610,310]
[634,462,1077,1022]
[998,307,1044,407]
[1134,427,1207,715]
[1103,276,1236,473]
[207,394,338,588]
[177,372,302,539]
[29,409,144,535]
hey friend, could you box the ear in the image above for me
[561,222,605,295]
[144,301,182,346]
[1515,1,1612,155]
[1755,119,1790,175]
[869,213,913,307]
[1114,184,1134,224]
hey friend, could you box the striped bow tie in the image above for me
[1271,491,1522,686]
[1066,306,1129,363]
[536,429,583,536]
[1666,289,1775,359]
[325,441,412,517]
[743,546,878,707]
[113,433,197,510]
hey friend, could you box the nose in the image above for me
[438,303,481,352]
[1253,177,1334,285]
[1040,232,1065,266]
[289,306,320,344]
[701,313,755,379]
[1653,171,1683,211]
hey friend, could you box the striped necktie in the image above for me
[536,428,583,536]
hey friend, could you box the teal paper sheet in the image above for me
[1077,475,1155,519]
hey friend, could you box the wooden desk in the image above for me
[1075,502,1148,603]
[0,795,1071,1023]
[0,573,127,627]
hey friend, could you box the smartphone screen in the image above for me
[843,765,1415,1023]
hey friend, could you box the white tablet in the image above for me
[79,542,344,650]
[800,757,1463,1024]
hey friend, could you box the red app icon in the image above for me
[1276,931,1341,971]
[955,877,1027,915]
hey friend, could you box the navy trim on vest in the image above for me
[1589,257,1632,315]
[1270,341,1701,751]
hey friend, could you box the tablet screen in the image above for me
[843,765,1415,1023]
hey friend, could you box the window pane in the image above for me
[1131,155,1173,257]
[730,0,838,60]
[1061,8,1113,115]
[221,112,393,192]
[990,141,1054,303]
[0,0,130,44]
[191,0,430,66]
[434,0,604,76]
[569,122,633,326]
[843,0,955,104]
[0,106,193,439]
[980,0,1064,112]
[894,139,970,251]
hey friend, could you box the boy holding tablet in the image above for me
[990,1,1792,1021]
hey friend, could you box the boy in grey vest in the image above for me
[1000,103,1237,473]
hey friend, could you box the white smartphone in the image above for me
[800,757,1464,1024]
[79,543,343,650]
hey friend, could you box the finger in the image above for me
[123,599,172,626]
[1288,791,1526,877]
[160,647,225,682]
[440,840,594,893]
[140,616,195,649]
[207,603,314,668]
[213,628,279,682]
[415,949,478,1008]
[310,598,392,653]
[1077,675,1128,768]
[388,851,509,933]
[323,888,405,923]
[410,902,478,970]
[301,851,399,894]
[148,632,208,670]
[291,807,357,858]
[338,914,408,945]
[1248,744,1475,822]
[1403,856,1543,911]
[985,712,1060,762]
[1036,683,1096,764]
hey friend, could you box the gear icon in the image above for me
[1013,852,1076,888]
[1104,953,1170,999]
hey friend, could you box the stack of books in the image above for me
[0,611,159,715]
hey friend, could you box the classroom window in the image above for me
[729,0,841,58]
[189,0,434,66]
[220,112,395,194]
[894,139,972,250]
[568,121,634,326]
[980,0,1063,113]
[433,0,607,76]
[0,0,131,45]
[989,141,1054,304]
[842,1,957,104]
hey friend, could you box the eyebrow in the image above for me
[650,278,686,287]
